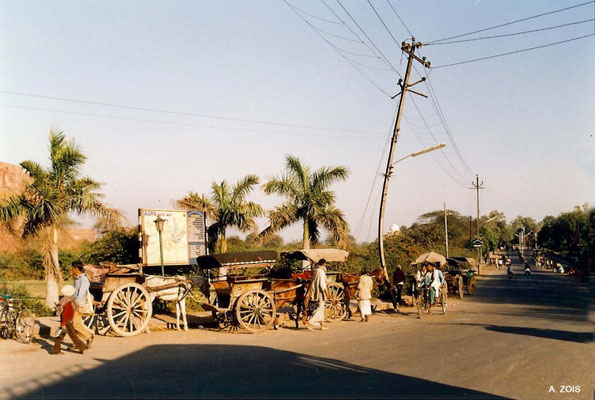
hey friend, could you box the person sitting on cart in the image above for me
[307,258,329,331]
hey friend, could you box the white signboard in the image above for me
[138,209,207,266]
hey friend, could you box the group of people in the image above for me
[414,263,446,313]
[307,259,376,330]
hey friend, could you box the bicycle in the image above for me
[415,284,447,318]
[0,295,35,344]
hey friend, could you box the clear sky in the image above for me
[1,0,594,243]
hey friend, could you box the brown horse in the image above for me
[339,268,386,319]
[268,278,306,329]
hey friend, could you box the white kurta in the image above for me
[357,275,373,317]
[309,267,327,325]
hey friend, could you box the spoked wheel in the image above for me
[235,290,275,333]
[457,275,464,299]
[416,294,423,319]
[83,312,110,335]
[441,290,447,315]
[467,277,477,295]
[107,283,152,337]
[0,306,10,339]
[325,282,347,322]
[15,309,34,344]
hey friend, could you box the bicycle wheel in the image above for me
[416,294,422,319]
[0,306,10,339]
[15,309,35,344]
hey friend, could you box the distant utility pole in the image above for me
[444,202,449,258]
[470,174,485,236]
[377,37,431,309]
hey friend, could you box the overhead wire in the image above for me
[0,104,386,141]
[425,19,594,45]
[0,89,382,136]
[385,0,413,38]
[432,34,594,69]
[426,0,594,44]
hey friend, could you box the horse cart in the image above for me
[83,263,194,337]
[196,251,282,333]
[445,257,477,298]
[280,249,351,323]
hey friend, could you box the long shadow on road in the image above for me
[13,344,505,399]
[471,268,590,323]
[443,322,593,344]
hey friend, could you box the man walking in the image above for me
[357,269,373,322]
[70,261,94,349]
[392,265,405,305]
[307,259,329,331]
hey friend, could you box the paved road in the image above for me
[1,253,592,399]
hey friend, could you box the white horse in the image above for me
[144,275,196,331]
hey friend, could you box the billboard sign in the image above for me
[138,209,207,266]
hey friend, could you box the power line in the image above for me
[385,0,413,38]
[426,19,594,45]
[0,89,382,136]
[288,2,342,24]
[365,0,401,46]
[427,0,594,44]
[432,34,594,69]
[0,104,385,141]
[283,0,393,97]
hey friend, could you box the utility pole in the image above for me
[378,37,430,309]
[470,174,485,235]
[444,202,449,258]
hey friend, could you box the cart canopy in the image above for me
[281,249,349,263]
[412,251,447,267]
[450,256,477,268]
[196,251,278,270]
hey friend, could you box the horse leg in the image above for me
[175,302,181,330]
[181,299,188,331]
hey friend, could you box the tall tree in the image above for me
[0,129,120,307]
[177,175,263,253]
[262,155,350,249]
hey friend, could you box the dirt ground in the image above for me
[1,256,593,399]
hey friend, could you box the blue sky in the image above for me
[1,1,593,242]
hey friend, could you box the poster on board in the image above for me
[138,209,207,266]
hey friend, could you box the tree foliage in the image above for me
[177,175,263,253]
[262,155,350,249]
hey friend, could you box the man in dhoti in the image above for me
[357,269,373,322]
[307,259,328,331]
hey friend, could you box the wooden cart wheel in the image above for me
[235,289,275,333]
[466,277,477,295]
[457,275,464,299]
[325,282,347,322]
[107,282,152,337]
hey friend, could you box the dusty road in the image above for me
[1,254,592,399]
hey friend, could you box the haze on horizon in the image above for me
[1,1,593,243]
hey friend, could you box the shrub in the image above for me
[0,281,54,317]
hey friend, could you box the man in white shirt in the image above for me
[307,259,329,331]
[357,269,374,322]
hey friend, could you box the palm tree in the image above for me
[0,129,120,307]
[262,155,350,249]
[177,175,263,253]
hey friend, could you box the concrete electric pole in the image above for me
[377,37,431,309]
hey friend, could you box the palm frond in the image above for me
[20,161,47,182]
[232,175,259,202]
[315,206,350,248]
[285,155,309,188]
[0,195,26,222]
[177,192,217,220]
[263,173,299,198]
[260,202,298,238]
[311,166,349,192]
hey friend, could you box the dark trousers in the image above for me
[395,284,403,304]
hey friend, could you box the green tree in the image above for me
[262,155,350,249]
[81,227,139,265]
[0,129,119,307]
[177,175,263,253]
